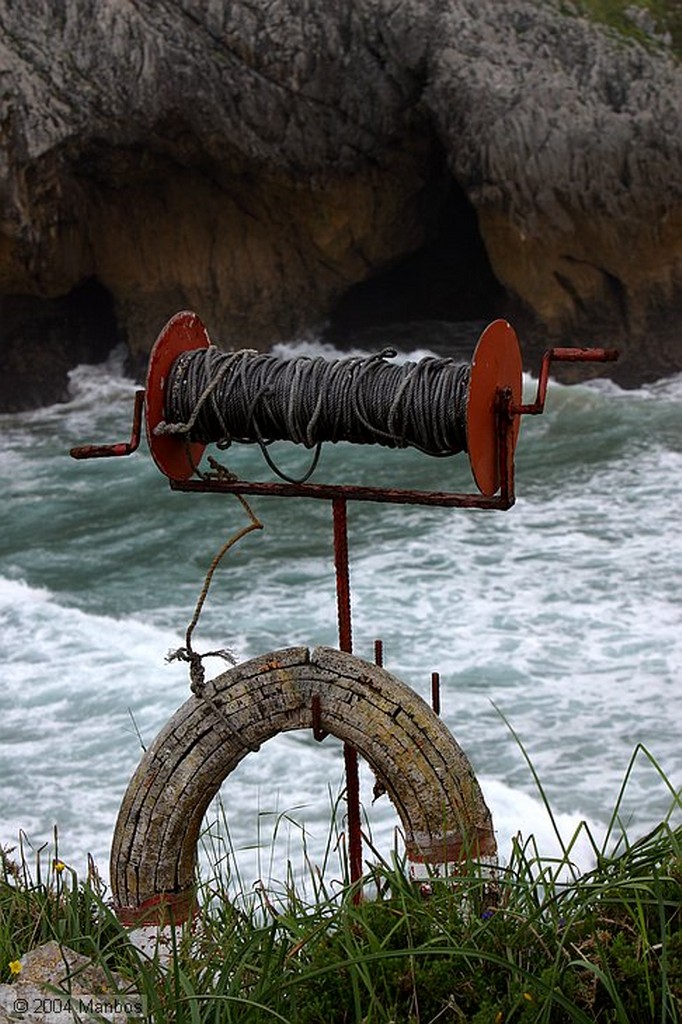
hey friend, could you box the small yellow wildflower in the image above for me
[53,859,66,873]
[9,960,22,975]
[523,992,534,1002]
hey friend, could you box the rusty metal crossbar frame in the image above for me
[166,405,517,507]
[70,326,618,891]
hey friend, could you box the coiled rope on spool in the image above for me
[155,346,471,462]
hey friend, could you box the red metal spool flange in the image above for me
[466,319,523,497]
[145,310,210,480]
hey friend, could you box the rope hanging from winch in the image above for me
[155,345,471,458]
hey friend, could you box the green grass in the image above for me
[1,750,680,1023]
[556,0,682,57]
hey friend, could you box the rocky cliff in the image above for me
[1,0,681,409]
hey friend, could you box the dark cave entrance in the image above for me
[0,277,123,412]
[323,179,511,359]
[56,276,123,366]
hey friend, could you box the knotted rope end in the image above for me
[166,645,237,694]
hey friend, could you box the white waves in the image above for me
[0,575,194,874]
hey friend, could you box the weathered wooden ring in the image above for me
[111,646,497,924]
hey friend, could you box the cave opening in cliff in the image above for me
[323,180,509,355]
[0,276,123,412]
[62,276,123,364]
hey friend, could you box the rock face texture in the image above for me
[1,0,681,409]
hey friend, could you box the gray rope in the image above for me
[155,345,471,460]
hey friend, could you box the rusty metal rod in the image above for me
[497,387,515,504]
[333,498,353,655]
[311,693,328,742]
[70,390,145,460]
[512,347,619,416]
[171,477,515,509]
[343,742,362,890]
[332,498,363,890]
[431,672,441,716]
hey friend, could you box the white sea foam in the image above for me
[0,575,193,874]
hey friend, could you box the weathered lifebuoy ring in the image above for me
[111,646,496,924]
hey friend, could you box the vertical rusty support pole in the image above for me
[333,498,353,654]
[332,497,363,890]
[374,638,383,668]
[343,738,363,890]
[431,671,441,715]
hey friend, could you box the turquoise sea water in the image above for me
[1,339,680,889]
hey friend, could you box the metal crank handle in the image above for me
[69,389,145,460]
[512,347,619,417]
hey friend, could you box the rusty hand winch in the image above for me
[71,311,618,506]
[70,312,618,920]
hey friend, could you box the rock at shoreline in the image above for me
[1,0,680,409]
